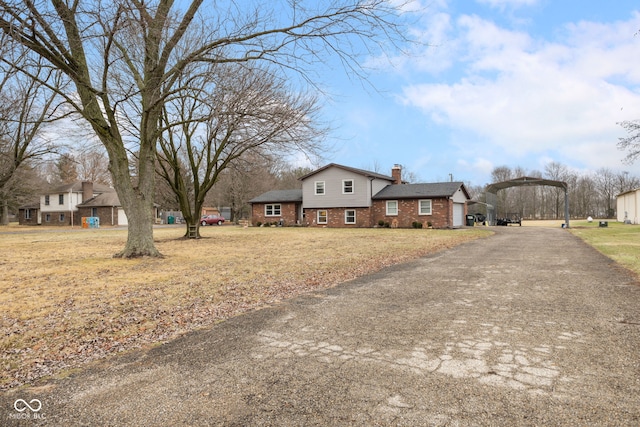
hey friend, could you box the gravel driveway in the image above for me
[3,226,640,426]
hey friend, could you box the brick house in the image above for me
[249,163,470,228]
[17,181,159,226]
[19,181,117,226]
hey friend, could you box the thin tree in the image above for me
[0,0,410,257]
[618,120,640,164]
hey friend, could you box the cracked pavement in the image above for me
[2,226,640,426]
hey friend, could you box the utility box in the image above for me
[599,221,608,227]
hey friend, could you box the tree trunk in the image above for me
[1,198,8,225]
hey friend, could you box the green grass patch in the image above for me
[569,220,640,276]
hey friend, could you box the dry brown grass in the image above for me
[0,225,489,389]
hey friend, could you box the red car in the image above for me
[200,215,225,226]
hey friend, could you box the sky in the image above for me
[315,0,640,186]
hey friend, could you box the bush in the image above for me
[256,222,262,227]
[378,220,385,227]
[412,221,423,229]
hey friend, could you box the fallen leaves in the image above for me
[1,226,489,389]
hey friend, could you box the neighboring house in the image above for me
[617,188,640,224]
[76,189,128,226]
[249,163,470,228]
[18,181,128,226]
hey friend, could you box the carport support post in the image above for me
[564,188,570,228]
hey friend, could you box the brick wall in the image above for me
[18,208,39,225]
[251,202,300,226]
[371,198,453,228]
[77,206,120,226]
[303,207,373,227]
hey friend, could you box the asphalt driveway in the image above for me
[3,226,640,426]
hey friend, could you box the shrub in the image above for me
[256,222,262,227]
[378,220,385,227]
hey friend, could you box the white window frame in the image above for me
[419,199,432,215]
[342,179,354,194]
[25,209,31,220]
[265,204,281,216]
[58,194,64,205]
[345,209,356,224]
[315,181,325,195]
[386,200,398,216]
[317,210,328,224]
[44,195,50,206]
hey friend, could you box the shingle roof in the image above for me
[49,181,115,194]
[77,192,121,207]
[372,182,468,199]
[297,163,394,182]
[249,189,303,203]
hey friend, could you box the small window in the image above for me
[315,181,325,195]
[419,199,432,215]
[345,210,356,224]
[92,208,98,217]
[44,195,50,206]
[59,194,64,205]
[59,213,65,222]
[386,200,398,216]
[45,213,51,222]
[25,209,31,220]
[265,204,281,216]
[317,210,328,224]
[343,179,354,194]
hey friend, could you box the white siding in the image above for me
[617,190,640,224]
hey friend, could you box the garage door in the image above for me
[453,203,464,227]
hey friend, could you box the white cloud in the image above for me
[476,0,538,10]
[400,11,640,172]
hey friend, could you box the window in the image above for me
[345,210,356,224]
[386,200,398,216]
[58,194,64,205]
[59,213,65,222]
[343,179,354,194]
[45,214,51,222]
[265,204,281,216]
[315,181,325,195]
[25,209,31,220]
[419,199,432,215]
[44,195,50,206]
[92,208,98,217]
[317,210,328,224]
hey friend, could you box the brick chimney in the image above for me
[391,164,402,185]
[82,181,93,202]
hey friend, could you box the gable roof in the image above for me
[249,189,303,204]
[48,181,115,194]
[298,163,395,182]
[77,192,121,207]
[372,182,470,200]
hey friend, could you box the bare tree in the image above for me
[157,63,327,237]
[618,120,640,164]
[0,51,63,224]
[0,0,409,256]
